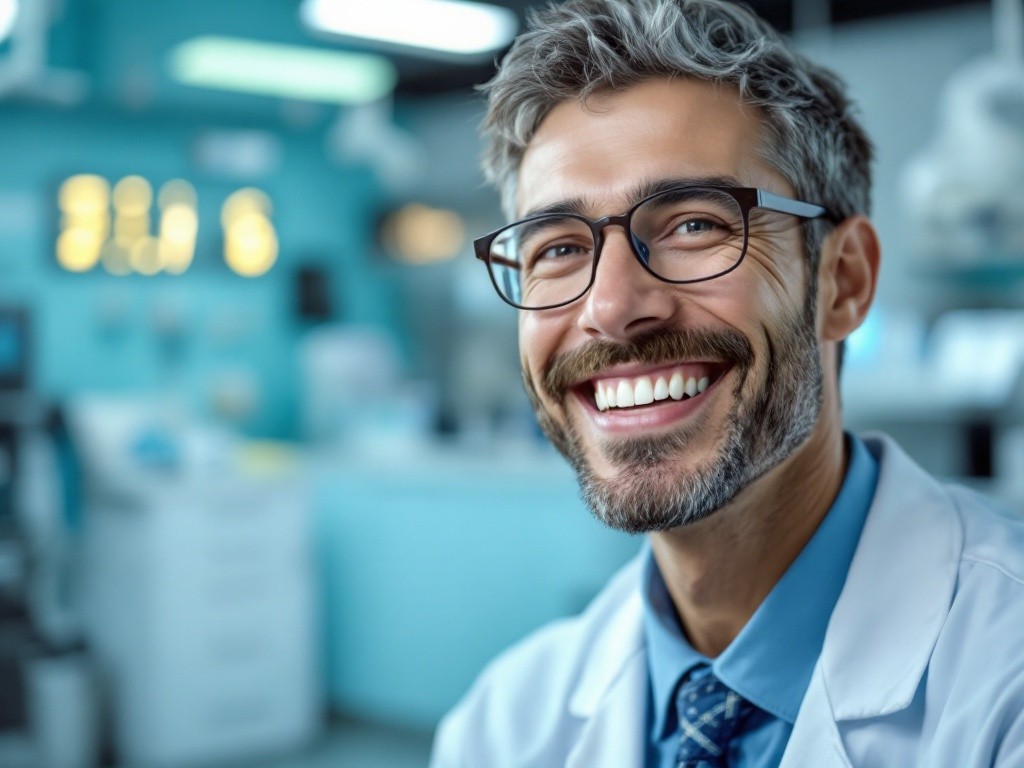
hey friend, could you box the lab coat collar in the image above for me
[566,561,649,768]
[566,642,649,768]
[821,433,963,721]
[568,561,646,718]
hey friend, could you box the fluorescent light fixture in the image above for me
[0,0,19,44]
[169,37,397,105]
[300,0,518,58]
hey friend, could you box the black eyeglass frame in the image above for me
[473,185,841,311]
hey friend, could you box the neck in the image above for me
[649,405,848,658]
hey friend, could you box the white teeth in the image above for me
[653,377,669,401]
[616,380,635,408]
[634,377,654,405]
[594,370,716,411]
[605,383,617,408]
[669,372,684,400]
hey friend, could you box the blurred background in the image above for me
[0,0,1021,766]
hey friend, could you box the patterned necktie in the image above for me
[675,673,754,768]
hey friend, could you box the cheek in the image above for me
[518,310,573,381]
[737,244,810,321]
[682,269,778,337]
[518,314,543,379]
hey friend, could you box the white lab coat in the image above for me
[429,434,1024,767]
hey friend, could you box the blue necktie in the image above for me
[675,672,754,768]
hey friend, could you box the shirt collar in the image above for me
[641,433,879,737]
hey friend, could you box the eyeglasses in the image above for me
[474,185,839,310]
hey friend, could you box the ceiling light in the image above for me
[169,37,397,105]
[300,0,518,58]
[0,0,18,45]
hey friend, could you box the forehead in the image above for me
[516,78,781,217]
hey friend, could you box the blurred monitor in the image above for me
[0,308,28,392]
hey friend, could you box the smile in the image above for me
[581,362,729,413]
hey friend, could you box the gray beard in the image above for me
[524,303,824,535]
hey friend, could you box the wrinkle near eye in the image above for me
[743,242,798,298]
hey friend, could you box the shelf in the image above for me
[916,260,1024,287]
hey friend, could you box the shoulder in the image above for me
[429,553,646,768]
[904,461,1024,740]
[926,489,1024,764]
[938,483,1024,659]
[863,433,1024,584]
[947,483,1024,586]
[868,432,1024,617]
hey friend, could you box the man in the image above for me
[430,1,1024,766]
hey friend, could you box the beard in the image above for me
[522,300,824,534]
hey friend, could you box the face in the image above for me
[516,78,825,534]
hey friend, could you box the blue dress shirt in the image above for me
[642,434,879,768]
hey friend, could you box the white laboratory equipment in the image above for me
[903,0,1024,266]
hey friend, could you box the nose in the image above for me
[577,227,676,341]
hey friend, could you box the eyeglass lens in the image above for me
[486,186,746,309]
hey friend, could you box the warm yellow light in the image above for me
[160,241,195,275]
[222,188,277,277]
[63,211,110,240]
[383,203,465,264]
[56,228,103,272]
[56,174,206,277]
[101,242,132,276]
[129,236,163,276]
[112,176,153,216]
[114,215,150,248]
[158,179,197,209]
[159,204,198,274]
[57,175,110,273]
[225,212,278,277]
[221,187,272,228]
[160,204,198,244]
[156,182,198,275]
[59,175,110,218]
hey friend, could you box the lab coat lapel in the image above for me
[780,660,853,768]
[779,435,962,767]
[781,435,963,767]
[565,649,648,768]
[821,434,962,720]
[566,582,647,768]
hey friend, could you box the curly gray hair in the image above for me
[480,0,873,272]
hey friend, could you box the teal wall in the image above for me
[0,105,401,438]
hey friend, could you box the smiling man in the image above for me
[429,2,1024,767]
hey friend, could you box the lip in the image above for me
[573,363,732,435]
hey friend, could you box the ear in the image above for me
[817,215,880,343]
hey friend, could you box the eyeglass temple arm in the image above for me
[757,190,841,224]
[478,252,521,271]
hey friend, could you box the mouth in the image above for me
[577,364,729,417]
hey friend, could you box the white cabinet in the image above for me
[82,473,320,768]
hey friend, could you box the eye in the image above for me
[538,242,588,260]
[675,217,724,235]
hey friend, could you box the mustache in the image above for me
[541,327,753,403]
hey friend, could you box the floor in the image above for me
[221,717,435,768]
[0,715,436,768]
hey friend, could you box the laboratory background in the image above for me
[0,0,1021,766]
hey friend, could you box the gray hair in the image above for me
[479,0,874,270]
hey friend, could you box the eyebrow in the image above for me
[520,174,748,219]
